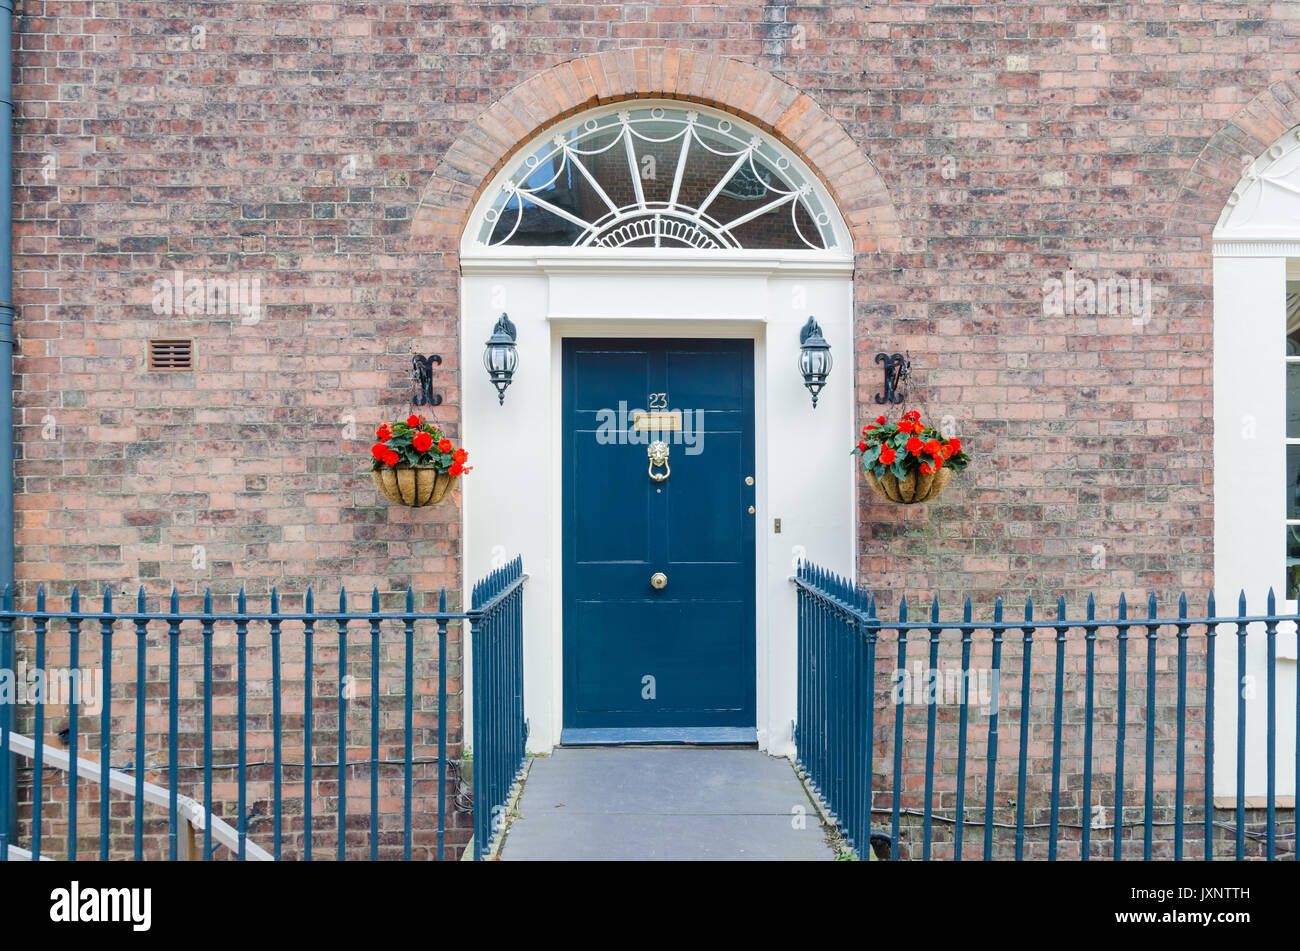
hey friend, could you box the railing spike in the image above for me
[169,587,179,614]
[71,585,80,612]
[439,587,447,612]
[1178,591,1188,618]
[204,587,213,613]
[1118,592,1127,619]
[1057,594,1066,621]
[271,586,280,614]
[305,586,313,614]
[1025,594,1033,622]
[238,586,247,615]
[103,585,112,612]
[36,583,45,612]
[137,585,146,613]
[899,595,908,623]
[1207,589,1215,617]
[931,594,940,623]
[963,594,972,621]
[406,585,414,613]
[1148,591,1158,618]
[1086,591,1095,620]
[1267,587,1276,614]
[993,596,1003,624]
[339,587,347,612]
[1238,589,1247,614]
[372,586,380,613]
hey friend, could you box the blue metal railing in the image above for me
[0,560,526,861]
[470,556,528,860]
[793,560,1299,861]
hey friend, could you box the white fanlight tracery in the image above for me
[472,104,841,252]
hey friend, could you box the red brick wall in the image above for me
[10,3,1300,857]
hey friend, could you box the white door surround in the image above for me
[457,102,856,755]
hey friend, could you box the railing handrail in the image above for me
[0,599,526,626]
[791,573,1300,631]
[0,728,272,861]
[472,572,529,616]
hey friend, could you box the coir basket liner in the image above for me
[371,467,458,507]
[865,467,952,504]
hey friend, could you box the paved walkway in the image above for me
[498,747,835,861]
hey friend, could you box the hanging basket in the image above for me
[865,467,953,505]
[371,466,459,507]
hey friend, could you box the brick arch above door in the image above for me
[410,49,901,257]
[1167,73,1300,246]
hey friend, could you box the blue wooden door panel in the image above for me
[562,338,757,743]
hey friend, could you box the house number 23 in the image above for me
[648,393,668,409]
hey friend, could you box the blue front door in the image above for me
[562,338,757,744]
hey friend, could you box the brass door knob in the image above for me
[650,572,668,590]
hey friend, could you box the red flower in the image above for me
[371,442,388,462]
[923,439,942,457]
[948,438,962,455]
[858,440,868,452]
[412,431,433,452]
[879,446,896,465]
[376,423,392,441]
[903,410,921,422]
[905,436,923,455]
[940,444,953,459]
[876,415,887,425]
[381,448,399,466]
[406,414,422,428]
[438,438,452,453]
[449,461,463,477]
[920,461,934,475]
[452,448,468,464]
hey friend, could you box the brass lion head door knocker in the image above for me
[647,440,670,482]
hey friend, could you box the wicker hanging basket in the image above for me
[371,466,459,507]
[865,466,952,505]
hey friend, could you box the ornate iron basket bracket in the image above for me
[874,351,910,405]
[412,353,443,407]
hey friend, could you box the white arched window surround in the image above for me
[1212,122,1300,799]
[459,100,856,756]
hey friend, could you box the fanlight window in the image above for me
[475,105,839,251]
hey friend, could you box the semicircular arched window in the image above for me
[473,104,841,251]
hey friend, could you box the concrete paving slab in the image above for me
[499,748,835,861]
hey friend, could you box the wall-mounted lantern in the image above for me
[484,312,518,405]
[798,316,832,408]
